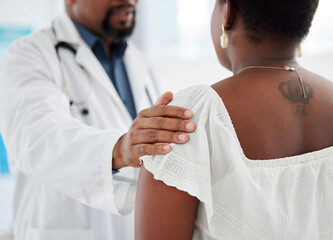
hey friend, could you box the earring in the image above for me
[220,23,228,49]
[297,44,302,58]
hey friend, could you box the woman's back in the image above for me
[213,68,333,160]
[139,84,333,239]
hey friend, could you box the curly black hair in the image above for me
[222,0,319,42]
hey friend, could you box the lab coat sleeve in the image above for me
[0,35,135,215]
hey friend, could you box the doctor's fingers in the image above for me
[134,144,172,161]
[130,129,190,145]
[138,105,193,119]
[134,117,196,133]
[154,91,173,106]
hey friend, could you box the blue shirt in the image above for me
[74,22,137,120]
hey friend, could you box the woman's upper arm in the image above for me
[135,165,199,240]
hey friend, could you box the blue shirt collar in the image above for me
[73,21,127,58]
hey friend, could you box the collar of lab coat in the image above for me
[53,12,82,47]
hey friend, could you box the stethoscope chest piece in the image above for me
[81,108,89,115]
[69,100,89,115]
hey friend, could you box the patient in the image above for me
[135,0,333,239]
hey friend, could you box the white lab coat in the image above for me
[0,13,163,240]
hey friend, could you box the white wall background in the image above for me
[0,0,333,238]
[0,0,64,29]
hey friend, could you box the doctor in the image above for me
[0,0,196,239]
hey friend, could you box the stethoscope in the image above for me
[55,41,92,116]
[53,25,155,117]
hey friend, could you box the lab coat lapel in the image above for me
[75,45,133,121]
[74,46,124,105]
[124,43,155,112]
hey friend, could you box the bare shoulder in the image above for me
[210,69,333,159]
[300,68,333,109]
[302,68,333,92]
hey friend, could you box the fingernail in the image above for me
[186,122,195,130]
[184,110,193,118]
[163,145,171,151]
[178,134,187,141]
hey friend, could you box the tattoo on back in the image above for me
[278,77,314,117]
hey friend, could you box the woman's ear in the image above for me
[223,0,235,29]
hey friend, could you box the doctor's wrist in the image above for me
[112,135,127,170]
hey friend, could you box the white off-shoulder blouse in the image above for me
[141,85,333,240]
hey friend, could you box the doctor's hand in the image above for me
[112,92,196,169]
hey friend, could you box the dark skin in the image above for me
[113,94,196,169]
[135,0,333,239]
[66,0,197,169]
[66,0,136,51]
[135,166,199,240]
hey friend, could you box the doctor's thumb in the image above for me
[155,91,174,106]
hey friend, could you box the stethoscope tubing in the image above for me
[52,25,155,116]
[54,42,92,115]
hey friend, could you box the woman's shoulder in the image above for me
[171,84,224,115]
[141,84,241,212]
[171,85,212,104]
[141,84,236,189]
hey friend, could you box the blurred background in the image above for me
[0,0,332,238]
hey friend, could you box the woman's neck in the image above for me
[229,40,300,75]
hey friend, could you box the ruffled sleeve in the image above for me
[141,85,215,225]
